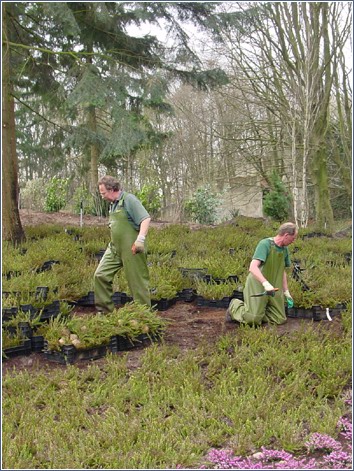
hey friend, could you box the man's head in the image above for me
[276,222,298,246]
[98,176,121,202]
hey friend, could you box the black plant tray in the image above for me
[177,289,197,303]
[3,322,33,339]
[115,333,156,351]
[94,249,106,261]
[112,291,122,305]
[35,260,60,273]
[3,339,32,360]
[2,307,19,321]
[3,270,22,280]
[179,267,208,280]
[287,304,346,321]
[119,293,133,305]
[76,291,95,307]
[39,300,61,321]
[203,274,239,285]
[31,335,45,352]
[43,336,120,365]
[151,297,178,311]
[43,332,158,364]
[195,296,231,308]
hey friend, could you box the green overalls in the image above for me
[94,196,151,312]
[228,239,287,326]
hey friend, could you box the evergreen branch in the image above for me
[6,41,81,61]
[13,94,68,132]
[5,40,160,72]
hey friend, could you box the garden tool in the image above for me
[251,288,279,297]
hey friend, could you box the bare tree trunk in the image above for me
[88,106,99,192]
[309,3,334,229]
[2,4,25,244]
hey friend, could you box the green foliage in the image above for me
[184,185,222,224]
[20,179,48,211]
[44,177,70,213]
[195,280,238,300]
[135,184,162,218]
[2,329,26,351]
[70,186,97,215]
[263,172,292,222]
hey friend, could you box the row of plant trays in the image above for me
[2,286,56,301]
[42,333,159,365]
[75,291,178,311]
[3,333,159,364]
[3,260,60,280]
[2,300,61,322]
[286,303,346,321]
[3,335,45,360]
[178,267,239,284]
[195,290,244,308]
[3,339,33,359]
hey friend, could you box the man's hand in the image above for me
[262,280,276,296]
[132,235,145,254]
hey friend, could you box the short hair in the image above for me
[278,222,297,236]
[98,176,121,191]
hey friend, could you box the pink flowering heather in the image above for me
[337,417,352,441]
[203,449,263,469]
[305,432,342,453]
[257,447,294,462]
[270,457,318,469]
[203,448,318,470]
[323,450,352,469]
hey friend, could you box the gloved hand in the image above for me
[132,235,145,254]
[284,289,294,308]
[262,280,276,296]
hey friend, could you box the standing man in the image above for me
[226,222,298,326]
[94,175,151,312]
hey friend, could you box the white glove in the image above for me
[262,280,275,292]
[284,289,292,300]
[132,235,145,254]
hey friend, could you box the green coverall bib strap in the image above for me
[228,238,287,326]
[94,194,151,311]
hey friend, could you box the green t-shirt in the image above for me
[252,238,291,267]
[111,192,150,230]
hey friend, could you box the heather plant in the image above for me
[195,280,239,300]
[149,263,185,298]
[2,329,27,351]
